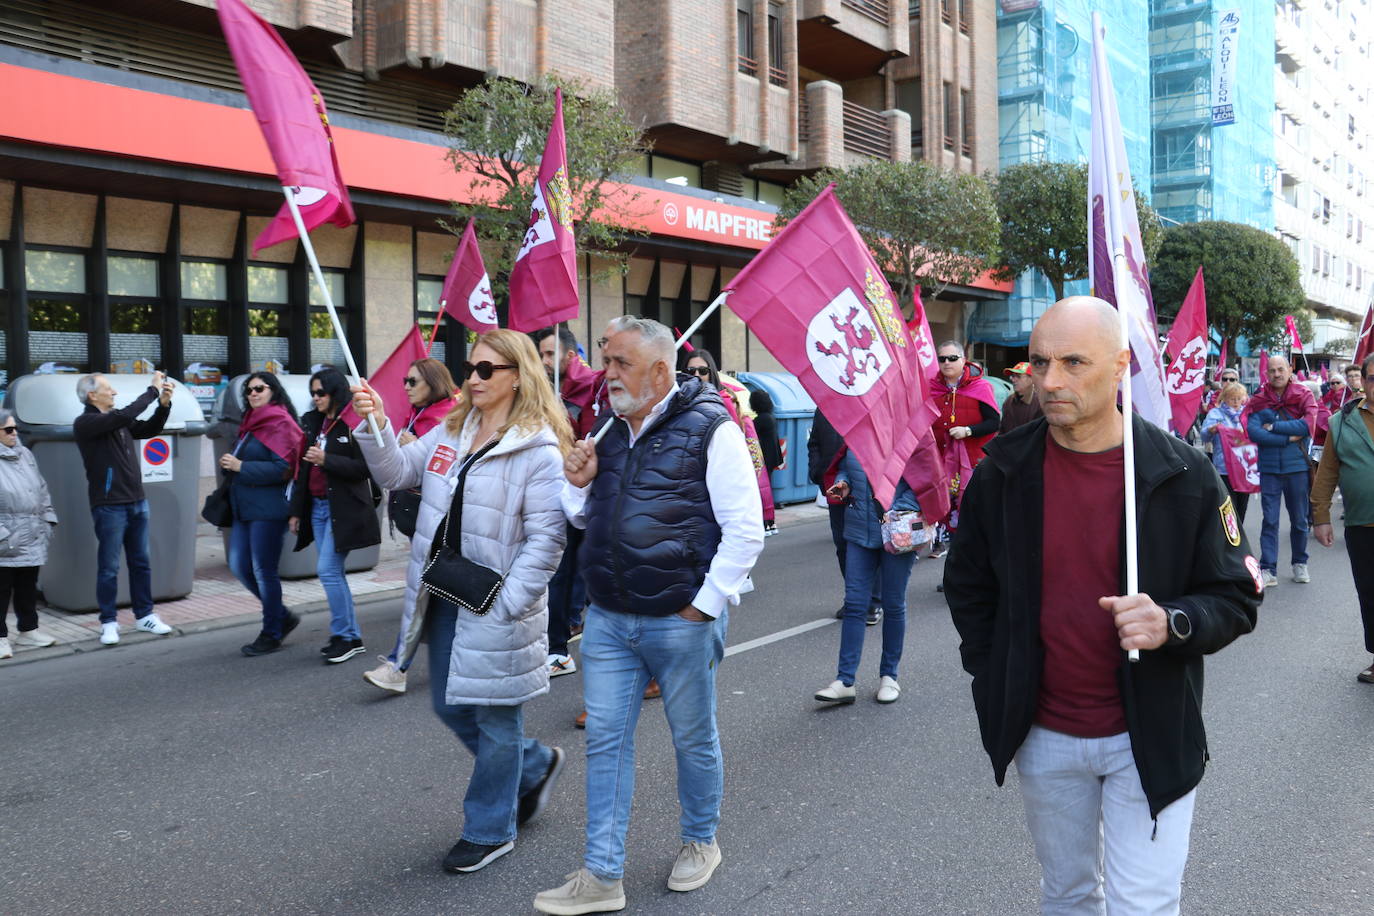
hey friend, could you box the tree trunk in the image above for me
[1049,272,1066,302]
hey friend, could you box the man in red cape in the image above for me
[928,341,1000,551]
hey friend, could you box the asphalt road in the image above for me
[3,507,1372,915]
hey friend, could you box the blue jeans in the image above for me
[828,504,881,607]
[1259,470,1309,571]
[427,597,553,845]
[1015,726,1196,915]
[91,500,154,624]
[228,518,289,638]
[838,542,914,685]
[312,499,358,640]
[581,604,728,880]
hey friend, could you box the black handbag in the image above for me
[388,488,422,538]
[420,441,503,615]
[201,474,234,527]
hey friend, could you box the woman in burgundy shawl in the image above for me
[927,342,1000,550]
[222,372,304,657]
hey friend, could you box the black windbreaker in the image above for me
[944,414,1261,818]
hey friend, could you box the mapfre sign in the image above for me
[645,196,775,250]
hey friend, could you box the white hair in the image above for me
[76,373,103,406]
[605,315,675,366]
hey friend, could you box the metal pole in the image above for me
[281,187,383,441]
[427,303,444,355]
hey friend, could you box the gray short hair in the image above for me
[76,374,103,406]
[605,315,676,366]
[936,340,965,356]
[0,407,14,428]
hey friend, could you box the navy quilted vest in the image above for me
[580,378,729,616]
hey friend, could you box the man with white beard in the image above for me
[533,316,764,915]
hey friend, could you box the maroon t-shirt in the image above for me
[1036,436,1128,737]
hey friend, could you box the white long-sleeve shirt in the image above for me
[562,383,765,617]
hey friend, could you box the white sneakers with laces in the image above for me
[99,622,120,645]
[135,614,173,635]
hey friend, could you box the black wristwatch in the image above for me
[1165,607,1192,644]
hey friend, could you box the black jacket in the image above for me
[943,414,1260,818]
[73,388,171,507]
[289,410,381,555]
[807,409,844,487]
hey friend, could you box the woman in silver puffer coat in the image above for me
[0,408,58,660]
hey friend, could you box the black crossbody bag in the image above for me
[420,441,503,615]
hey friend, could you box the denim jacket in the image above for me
[835,450,921,549]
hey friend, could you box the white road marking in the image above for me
[724,617,837,658]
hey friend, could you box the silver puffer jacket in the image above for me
[0,440,57,567]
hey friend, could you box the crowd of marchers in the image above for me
[3,307,1372,916]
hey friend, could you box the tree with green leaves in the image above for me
[774,160,1000,306]
[443,75,648,305]
[1149,221,1308,356]
[990,161,1163,301]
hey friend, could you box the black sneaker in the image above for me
[834,607,845,620]
[320,635,343,655]
[517,746,566,826]
[281,612,301,640]
[324,638,365,664]
[241,633,282,657]
[442,838,514,873]
[866,606,883,626]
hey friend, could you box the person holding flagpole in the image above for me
[944,297,1260,915]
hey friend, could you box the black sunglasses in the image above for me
[246,384,269,395]
[686,366,711,377]
[461,361,516,381]
[0,425,16,433]
[310,389,328,398]
[402,376,421,388]
[938,355,963,363]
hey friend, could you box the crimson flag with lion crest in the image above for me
[1163,266,1209,436]
[723,184,944,510]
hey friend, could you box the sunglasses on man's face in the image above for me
[0,426,17,433]
[461,361,516,381]
[246,384,269,395]
[1222,376,1238,382]
[938,355,963,364]
[402,376,421,388]
[686,366,711,377]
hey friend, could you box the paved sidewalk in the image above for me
[3,498,828,666]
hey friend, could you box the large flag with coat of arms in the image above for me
[723,185,941,509]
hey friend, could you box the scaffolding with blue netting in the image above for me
[979,0,1152,347]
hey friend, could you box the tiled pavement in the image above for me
[3,498,827,666]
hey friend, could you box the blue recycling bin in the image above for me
[735,372,816,506]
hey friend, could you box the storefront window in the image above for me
[249,307,289,373]
[308,270,347,367]
[108,256,158,297]
[108,256,161,372]
[26,248,88,373]
[183,307,228,384]
[247,265,288,303]
[180,260,227,300]
[416,276,445,362]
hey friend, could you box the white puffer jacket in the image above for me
[357,412,566,706]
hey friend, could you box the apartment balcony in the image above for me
[1309,316,1359,354]
[794,80,908,169]
[1274,197,1309,238]
[1151,91,1210,129]
[1274,134,1308,176]
[1275,15,1308,71]
[1274,75,1305,119]
[797,0,906,82]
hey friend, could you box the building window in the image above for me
[247,264,289,373]
[896,77,923,154]
[909,0,920,17]
[308,270,349,368]
[960,88,973,158]
[940,0,952,25]
[767,5,785,86]
[957,0,969,34]
[737,0,756,76]
[25,248,88,373]
[650,155,702,188]
[942,82,956,150]
[108,255,161,371]
[183,259,231,381]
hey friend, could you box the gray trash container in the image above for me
[6,373,208,612]
[211,374,381,580]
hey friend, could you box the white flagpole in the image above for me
[1092,14,1140,662]
[281,187,383,441]
[588,291,730,446]
[554,326,561,403]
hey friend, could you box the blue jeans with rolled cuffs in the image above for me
[580,604,728,880]
[427,597,553,845]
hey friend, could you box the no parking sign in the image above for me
[139,437,173,483]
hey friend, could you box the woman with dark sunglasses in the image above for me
[364,357,460,693]
[350,330,572,875]
[288,367,381,664]
[684,350,777,533]
[221,372,303,657]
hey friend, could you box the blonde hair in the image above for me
[444,329,573,454]
[1220,381,1247,406]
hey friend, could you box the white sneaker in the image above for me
[135,614,173,635]
[1292,564,1311,584]
[99,623,120,645]
[548,653,577,677]
[14,629,57,648]
[667,839,722,892]
[362,657,407,694]
[876,675,901,704]
[1261,570,1279,589]
[814,680,856,704]
[0,637,12,659]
